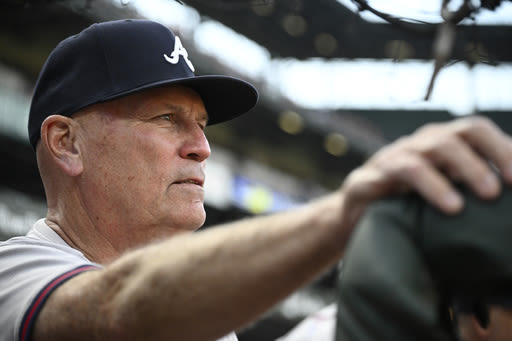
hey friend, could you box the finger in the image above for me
[389,154,464,214]
[453,116,512,184]
[424,134,501,200]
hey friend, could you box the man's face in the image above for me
[74,85,210,249]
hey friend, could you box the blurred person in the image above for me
[334,183,512,341]
[1,19,512,341]
[279,185,512,341]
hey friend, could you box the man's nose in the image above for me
[180,127,211,162]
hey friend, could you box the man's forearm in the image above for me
[109,193,346,340]
[34,193,347,341]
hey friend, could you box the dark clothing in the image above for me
[336,185,512,341]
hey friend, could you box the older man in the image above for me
[1,19,512,341]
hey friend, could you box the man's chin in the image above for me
[173,210,206,232]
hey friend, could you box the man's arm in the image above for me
[32,116,512,341]
[34,193,345,341]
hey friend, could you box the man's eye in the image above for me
[161,114,174,121]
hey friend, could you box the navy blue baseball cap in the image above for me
[28,19,258,149]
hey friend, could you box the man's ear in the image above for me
[40,115,83,176]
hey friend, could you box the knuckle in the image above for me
[415,122,442,135]
[395,156,425,181]
[416,116,499,142]
[370,141,403,163]
[471,163,492,180]
[434,133,459,150]
[458,115,497,134]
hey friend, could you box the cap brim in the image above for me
[183,75,259,125]
[97,75,258,125]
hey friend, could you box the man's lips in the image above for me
[173,178,204,187]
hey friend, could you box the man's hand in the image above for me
[339,116,512,229]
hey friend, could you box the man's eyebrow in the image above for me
[164,104,185,113]
[164,104,209,124]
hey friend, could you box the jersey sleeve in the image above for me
[0,238,100,341]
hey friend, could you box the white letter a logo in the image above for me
[164,36,195,72]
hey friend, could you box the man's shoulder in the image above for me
[0,224,100,341]
[1,233,79,260]
[0,227,97,274]
[1,219,91,264]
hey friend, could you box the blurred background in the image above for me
[1,0,511,339]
